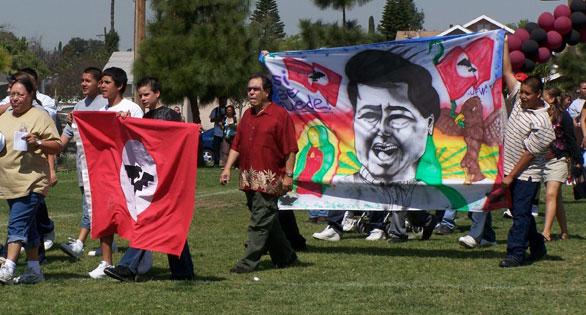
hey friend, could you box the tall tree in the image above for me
[312,0,372,28]
[298,19,383,50]
[554,44,586,93]
[378,0,424,41]
[0,47,11,73]
[250,0,285,51]
[133,0,256,124]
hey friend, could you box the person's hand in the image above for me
[220,169,230,185]
[116,110,131,119]
[501,175,513,189]
[67,112,73,126]
[22,133,40,148]
[262,50,269,57]
[49,169,58,187]
[282,175,293,192]
[544,147,555,160]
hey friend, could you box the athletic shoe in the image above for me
[88,261,113,279]
[43,230,55,251]
[88,241,118,256]
[479,239,497,248]
[59,240,84,259]
[435,225,454,235]
[458,235,479,249]
[388,236,407,244]
[499,257,520,268]
[0,265,14,285]
[312,225,341,241]
[365,228,386,241]
[229,266,252,273]
[342,217,356,232]
[104,265,136,282]
[502,209,513,219]
[421,215,438,240]
[14,267,45,284]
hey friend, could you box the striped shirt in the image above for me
[503,82,555,182]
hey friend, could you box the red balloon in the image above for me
[554,16,573,34]
[514,28,531,42]
[537,47,551,63]
[546,30,563,49]
[580,27,586,43]
[554,4,572,18]
[508,34,522,51]
[538,12,556,31]
[510,50,525,71]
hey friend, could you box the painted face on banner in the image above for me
[353,83,432,182]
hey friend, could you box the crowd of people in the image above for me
[1,37,586,285]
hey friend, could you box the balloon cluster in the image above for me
[508,0,586,72]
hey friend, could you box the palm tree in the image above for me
[312,0,372,28]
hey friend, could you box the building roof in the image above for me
[395,30,443,41]
[463,15,515,34]
[396,14,515,40]
[103,51,135,84]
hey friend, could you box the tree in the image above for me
[0,47,11,73]
[134,0,257,124]
[378,0,424,41]
[554,44,586,94]
[104,30,120,53]
[250,0,285,51]
[368,16,375,35]
[298,19,383,50]
[312,0,372,28]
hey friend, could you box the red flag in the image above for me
[283,58,342,107]
[73,111,199,256]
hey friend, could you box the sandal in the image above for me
[541,233,551,242]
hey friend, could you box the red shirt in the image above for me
[232,102,298,196]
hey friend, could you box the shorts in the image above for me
[544,157,568,183]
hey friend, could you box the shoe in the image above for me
[0,265,14,285]
[14,267,45,284]
[502,209,513,219]
[88,241,118,256]
[527,248,547,262]
[421,215,437,240]
[88,261,113,279]
[531,205,539,217]
[342,218,357,232]
[435,225,454,235]
[458,235,479,249]
[388,236,407,244]
[60,240,84,259]
[0,257,5,265]
[104,265,135,282]
[275,252,298,269]
[229,266,252,273]
[312,225,341,241]
[365,228,386,241]
[170,274,195,281]
[499,257,521,268]
[43,230,55,251]
[479,239,497,247]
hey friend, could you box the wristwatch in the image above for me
[285,172,293,178]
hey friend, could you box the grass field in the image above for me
[1,168,586,314]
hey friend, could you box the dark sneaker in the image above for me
[421,215,438,240]
[229,266,252,274]
[388,236,407,244]
[170,274,195,281]
[499,257,521,268]
[104,265,136,282]
[275,253,297,269]
[435,225,454,235]
[526,249,547,263]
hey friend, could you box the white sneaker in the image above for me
[14,267,45,284]
[502,209,513,218]
[458,235,479,249]
[88,241,118,256]
[43,230,55,251]
[60,239,84,259]
[312,226,341,241]
[342,211,356,232]
[531,205,539,217]
[0,265,14,285]
[365,228,386,241]
[479,239,497,247]
[88,261,113,279]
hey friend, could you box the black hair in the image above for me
[12,76,41,105]
[102,67,128,94]
[83,67,103,81]
[19,68,38,81]
[136,76,162,94]
[345,49,440,120]
[248,72,273,99]
[523,76,544,94]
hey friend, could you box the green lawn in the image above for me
[1,168,585,314]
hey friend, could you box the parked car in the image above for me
[200,128,215,165]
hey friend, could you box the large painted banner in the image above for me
[265,30,509,212]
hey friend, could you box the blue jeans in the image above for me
[7,193,44,248]
[36,199,54,260]
[439,209,457,229]
[468,211,495,243]
[308,210,328,218]
[80,186,90,229]
[212,136,223,166]
[118,241,194,277]
[506,178,546,262]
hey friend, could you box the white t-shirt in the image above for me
[100,99,144,118]
[1,92,57,124]
[567,98,585,120]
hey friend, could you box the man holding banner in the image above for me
[220,73,298,274]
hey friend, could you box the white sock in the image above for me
[4,259,16,274]
[76,239,84,248]
[27,260,41,274]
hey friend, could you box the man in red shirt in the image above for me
[220,73,298,273]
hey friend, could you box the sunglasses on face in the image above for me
[247,86,262,92]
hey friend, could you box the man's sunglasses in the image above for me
[247,86,262,92]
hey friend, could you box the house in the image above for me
[395,15,515,40]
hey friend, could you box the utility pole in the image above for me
[134,0,146,105]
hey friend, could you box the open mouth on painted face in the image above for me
[372,142,399,161]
